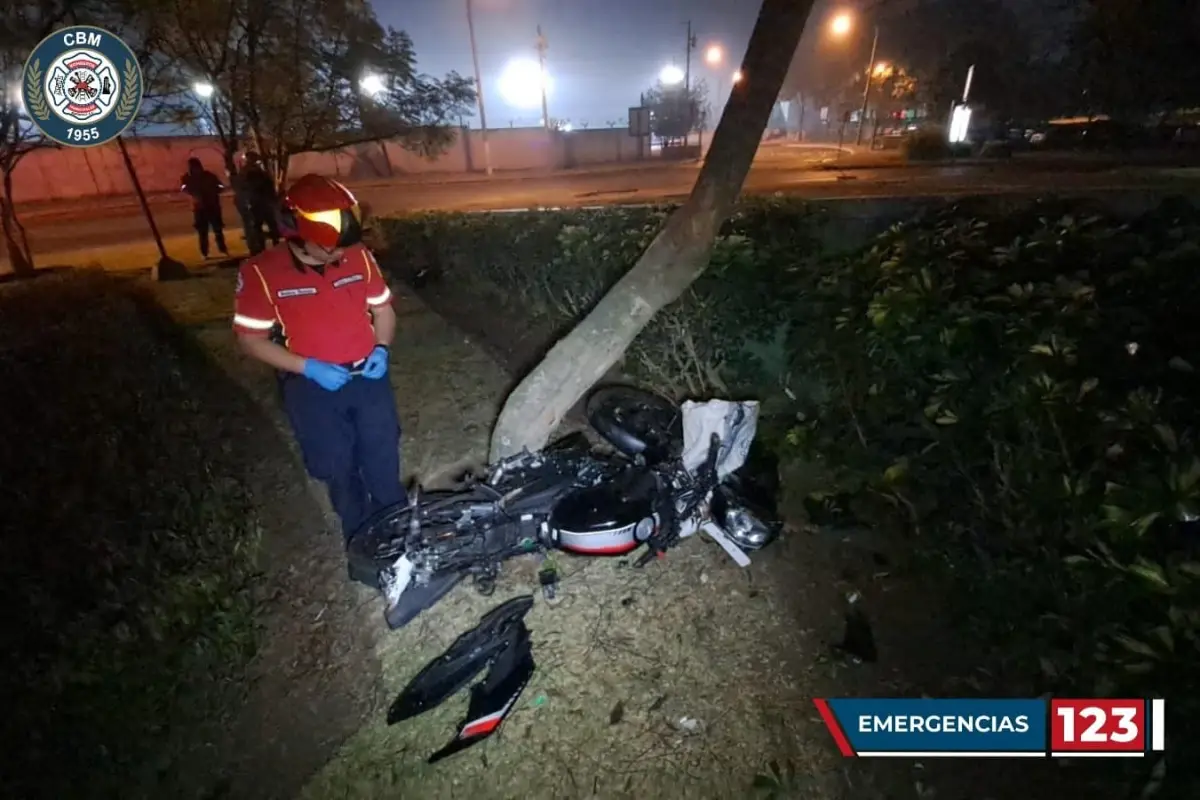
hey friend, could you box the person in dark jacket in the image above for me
[180,157,228,258]
[240,152,280,255]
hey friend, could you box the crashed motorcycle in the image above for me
[346,385,782,629]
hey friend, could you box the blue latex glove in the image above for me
[303,359,351,391]
[361,345,390,380]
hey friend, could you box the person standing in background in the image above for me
[180,157,229,259]
[239,152,281,255]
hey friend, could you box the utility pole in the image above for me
[465,0,492,175]
[856,24,879,147]
[684,20,696,141]
[536,25,550,130]
[117,136,185,279]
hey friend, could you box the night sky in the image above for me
[375,0,767,128]
[377,0,1053,129]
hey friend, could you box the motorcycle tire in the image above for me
[585,384,683,464]
[345,490,473,577]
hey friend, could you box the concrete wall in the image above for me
[561,129,645,167]
[13,127,649,204]
[15,136,229,203]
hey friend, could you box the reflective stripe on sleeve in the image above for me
[367,286,392,306]
[233,313,276,330]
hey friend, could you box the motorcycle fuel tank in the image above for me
[549,479,656,555]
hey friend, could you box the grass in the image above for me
[0,264,1072,800]
[297,272,851,800]
[0,271,266,799]
[301,539,848,800]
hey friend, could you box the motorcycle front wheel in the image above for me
[585,384,683,464]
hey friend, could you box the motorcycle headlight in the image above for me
[634,516,656,542]
[723,507,773,550]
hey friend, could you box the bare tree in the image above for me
[150,0,264,174]
[489,0,817,461]
[0,2,86,276]
[147,0,473,188]
[0,74,45,277]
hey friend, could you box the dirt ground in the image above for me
[337,275,1078,800]
[142,265,1075,800]
[145,267,544,798]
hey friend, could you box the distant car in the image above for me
[1035,119,1143,151]
[1174,125,1200,146]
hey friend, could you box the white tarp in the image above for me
[680,399,759,480]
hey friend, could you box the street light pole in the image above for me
[856,24,879,147]
[536,25,550,130]
[684,20,695,142]
[465,0,492,175]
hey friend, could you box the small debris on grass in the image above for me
[609,700,625,725]
[672,716,705,735]
[835,589,878,663]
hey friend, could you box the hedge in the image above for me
[380,196,1200,796]
[378,199,822,400]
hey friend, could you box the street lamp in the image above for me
[705,44,722,66]
[499,58,549,110]
[359,73,386,97]
[192,81,216,136]
[830,12,853,38]
[732,70,743,84]
[828,10,880,146]
[659,64,685,85]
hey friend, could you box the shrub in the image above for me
[0,274,264,797]
[378,197,823,399]
[382,194,1200,794]
[784,197,1200,792]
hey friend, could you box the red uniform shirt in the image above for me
[232,242,393,363]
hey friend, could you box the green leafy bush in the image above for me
[381,195,1200,793]
[378,197,822,398]
[0,274,264,797]
[784,197,1200,791]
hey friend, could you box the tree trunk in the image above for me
[276,150,290,191]
[488,0,816,462]
[0,167,33,277]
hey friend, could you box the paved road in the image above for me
[16,148,1200,259]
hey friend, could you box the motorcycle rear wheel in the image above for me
[585,384,682,464]
[346,490,473,577]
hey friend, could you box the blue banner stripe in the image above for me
[827,699,1048,753]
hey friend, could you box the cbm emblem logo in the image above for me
[22,26,144,148]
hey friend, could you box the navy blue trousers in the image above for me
[281,374,408,541]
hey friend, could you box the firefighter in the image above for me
[180,157,229,259]
[231,174,407,547]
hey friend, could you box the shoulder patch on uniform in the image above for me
[333,274,365,288]
[278,287,318,298]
